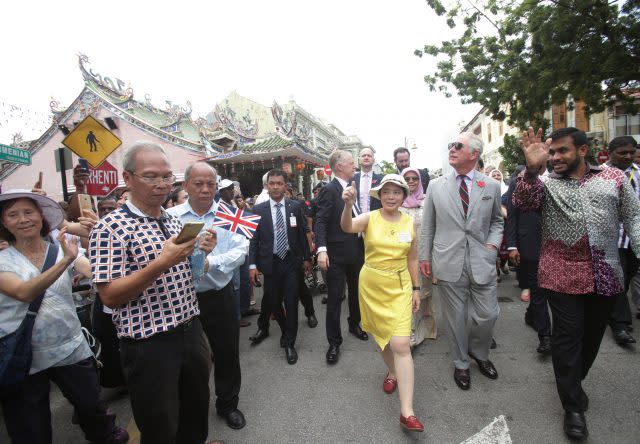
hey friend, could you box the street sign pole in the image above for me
[58,148,69,202]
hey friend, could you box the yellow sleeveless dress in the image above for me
[359,210,414,349]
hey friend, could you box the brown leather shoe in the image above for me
[469,353,498,379]
[453,368,470,390]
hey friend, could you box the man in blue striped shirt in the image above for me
[606,135,640,346]
[167,161,249,430]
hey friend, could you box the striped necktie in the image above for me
[458,175,469,217]
[274,203,288,259]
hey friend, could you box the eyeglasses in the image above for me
[129,172,176,185]
[404,176,420,182]
[448,142,465,150]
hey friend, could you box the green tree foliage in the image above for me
[379,160,398,174]
[498,134,526,174]
[416,0,640,130]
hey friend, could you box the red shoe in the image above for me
[400,414,424,432]
[383,373,397,394]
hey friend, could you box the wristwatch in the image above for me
[412,286,421,291]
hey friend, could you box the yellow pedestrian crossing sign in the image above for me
[61,115,122,168]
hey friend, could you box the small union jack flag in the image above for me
[212,202,261,239]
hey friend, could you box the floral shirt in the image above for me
[0,243,91,374]
[513,164,640,296]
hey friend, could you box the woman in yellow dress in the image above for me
[340,174,424,433]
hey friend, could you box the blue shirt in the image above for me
[168,200,248,292]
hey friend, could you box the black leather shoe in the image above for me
[241,307,261,317]
[490,338,497,349]
[218,408,246,430]
[469,353,498,379]
[321,296,328,304]
[249,329,269,345]
[453,368,470,390]
[349,325,369,341]
[285,345,298,365]
[580,389,589,412]
[307,314,318,328]
[537,336,552,355]
[326,345,340,364]
[613,328,636,345]
[563,411,588,440]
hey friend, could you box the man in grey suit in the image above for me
[419,132,503,390]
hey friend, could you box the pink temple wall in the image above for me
[1,106,205,202]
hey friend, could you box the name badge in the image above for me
[289,215,297,227]
[397,232,411,243]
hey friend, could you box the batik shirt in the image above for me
[89,201,199,339]
[513,164,640,296]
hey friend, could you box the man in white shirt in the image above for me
[354,147,383,213]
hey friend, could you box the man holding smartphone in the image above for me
[89,142,217,444]
[168,161,249,431]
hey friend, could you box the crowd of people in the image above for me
[0,128,638,443]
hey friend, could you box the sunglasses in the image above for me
[404,176,420,182]
[448,142,465,150]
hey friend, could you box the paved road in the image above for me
[2,271,639,443]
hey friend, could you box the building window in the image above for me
[616,114,640,136]
[487,124,492,143]
[552,103,566,131]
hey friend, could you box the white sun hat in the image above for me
[369,174,410,200]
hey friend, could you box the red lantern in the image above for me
[296,161,305,171]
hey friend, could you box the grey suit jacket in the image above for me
[419,171,504,285]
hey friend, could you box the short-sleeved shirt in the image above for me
[0,243,91,374]
[89,201,199,339]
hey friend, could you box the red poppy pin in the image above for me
[477,180,486,188]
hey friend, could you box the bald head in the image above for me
[359,147,374,172]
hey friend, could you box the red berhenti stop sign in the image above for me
[86,160,119,196]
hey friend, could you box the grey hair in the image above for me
[328,149,352,171]
[122,141,167,172]
[262,172,269,186]
[459,132,483,157]
[184,161,217,182]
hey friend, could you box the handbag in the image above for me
[0,243,59,395]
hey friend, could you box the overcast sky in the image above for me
[1,0,480,170]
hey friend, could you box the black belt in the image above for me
[121,317,196,342]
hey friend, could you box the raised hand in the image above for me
[342,181,357,206]
[57,227,79,264]
[520,127,549,174]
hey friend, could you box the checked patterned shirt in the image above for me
[89,200,199,339]
[513,164,640,296]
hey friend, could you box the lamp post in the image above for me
[404,137,418,151]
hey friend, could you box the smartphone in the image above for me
[78,158,89,170]
[78,194,93,217]
[175,221,204,244]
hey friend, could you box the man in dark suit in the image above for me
[354,147,383,213]
[505,164,551,354]
[316,150,368,365]
[393,147,430,192]
[248,169,312,365]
